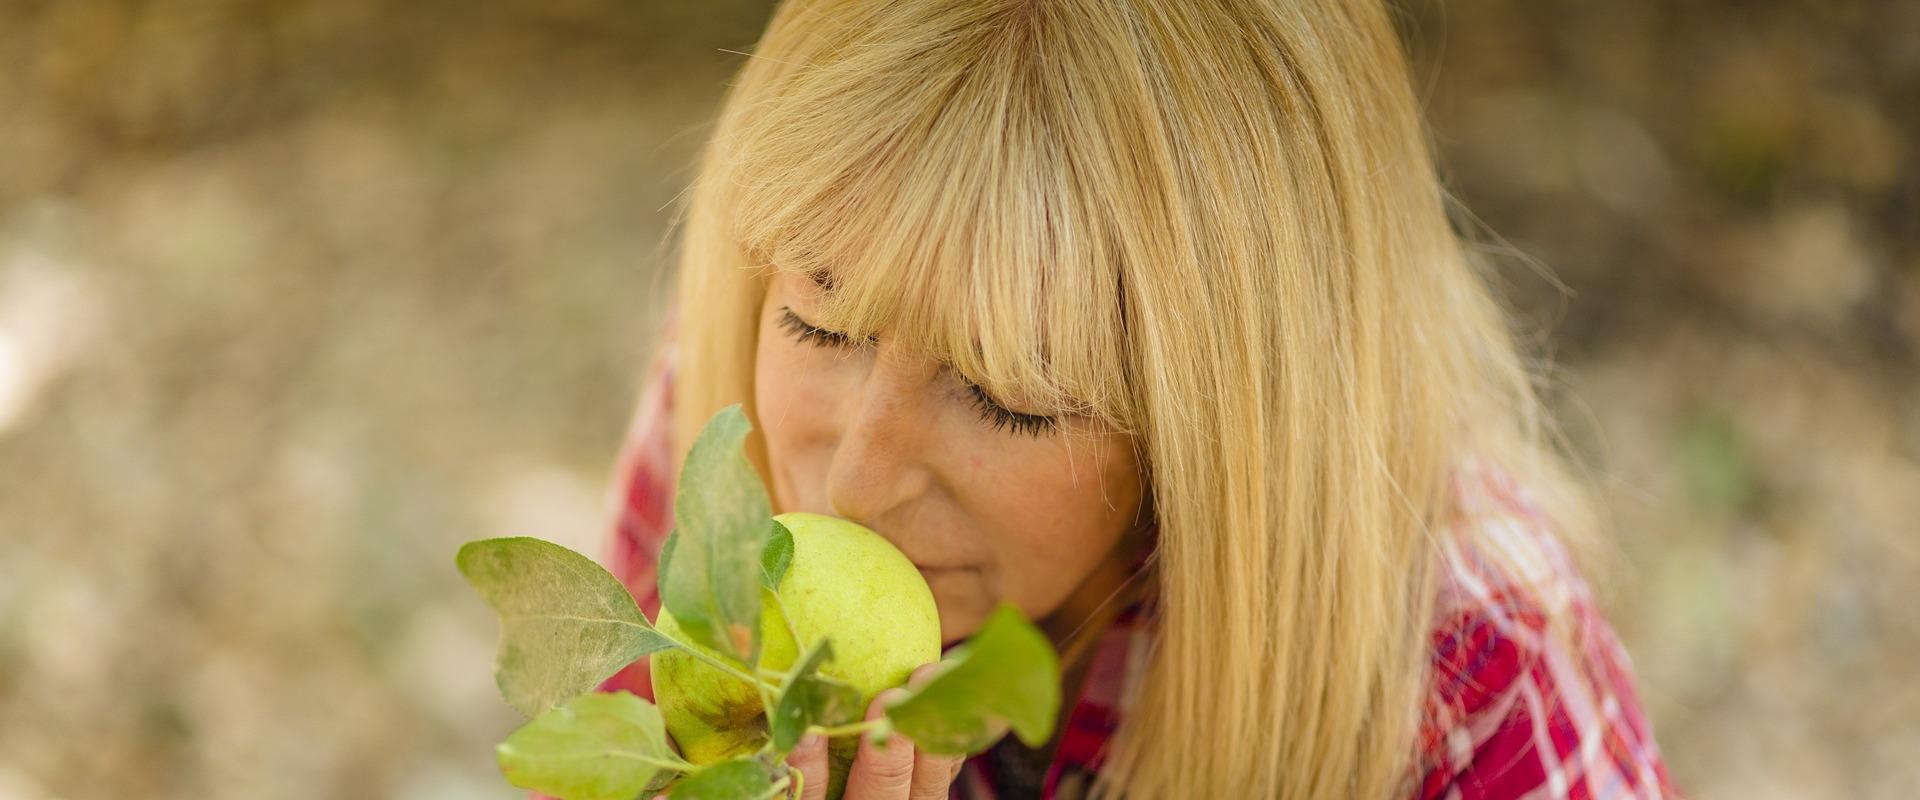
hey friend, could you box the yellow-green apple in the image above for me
[652,512,941,797]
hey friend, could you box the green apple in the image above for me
[652,512,942,797]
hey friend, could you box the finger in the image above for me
[909,747,961,800]
[906,661,942,690]
[789,733,830,800]
[844,688,916,799]
[904,664,961,799]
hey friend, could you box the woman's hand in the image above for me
[789,662,962,800]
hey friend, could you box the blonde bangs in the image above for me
[717,1,1137,432]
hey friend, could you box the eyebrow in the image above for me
[807,269,838,294]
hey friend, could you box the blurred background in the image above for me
[0,0,1912,797]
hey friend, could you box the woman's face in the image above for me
[753,270,1148,644]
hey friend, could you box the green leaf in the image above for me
[496,691,686,800]
[769,639,864,753]
[667,756,779,799]
[659,404,772,667]
[657,528,679,591]
[761,519,794,590]
[640,770,679,798]
[883,604,1061,754]
[457,537,677,718]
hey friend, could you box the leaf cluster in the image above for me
[457,405,1062,799]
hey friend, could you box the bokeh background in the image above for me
[0,1,1913,797]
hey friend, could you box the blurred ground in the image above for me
[0,1,1913,798]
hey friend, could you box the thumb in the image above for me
[842,689,916,798]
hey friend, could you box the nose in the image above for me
[825,341,937,525]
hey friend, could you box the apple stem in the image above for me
[669,639,783,694]
[807,718,888,739]
[756,775,792,800]
[754,680,778,726]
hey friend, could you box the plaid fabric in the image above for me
[583,319,1675,799]
[1413,458,1677,800]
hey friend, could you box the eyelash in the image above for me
[775,306,861,349]
[776,307,1058,438]
[964,382,1058,437]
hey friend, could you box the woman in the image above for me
[594,0,1676,797]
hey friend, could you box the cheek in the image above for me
[753,325,845,507]
[752,328,800,418]
[965,445,1139,613]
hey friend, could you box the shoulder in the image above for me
[1413,457,1676,800]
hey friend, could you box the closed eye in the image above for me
[777,306,1057,438]
[776,306,867,350]
[964,381,1058,437]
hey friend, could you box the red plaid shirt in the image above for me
[587,320,1676,799]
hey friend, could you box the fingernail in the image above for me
[799,733,822,749]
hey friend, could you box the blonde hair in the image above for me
[664,0,1598,796]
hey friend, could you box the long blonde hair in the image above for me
[664,0,1597,796]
